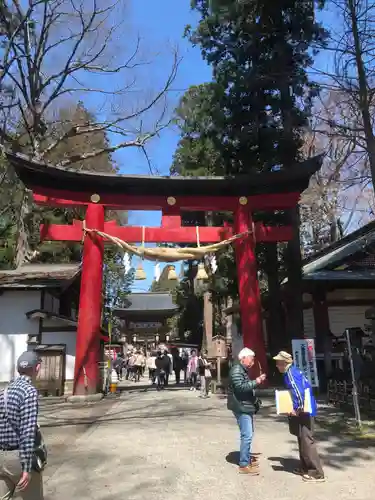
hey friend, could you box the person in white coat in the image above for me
[147,353,157,384]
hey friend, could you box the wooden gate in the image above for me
[35,345,66,397]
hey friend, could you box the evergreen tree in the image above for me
[150,265,179,293]
[0,154,22,268]
[171,83,225,177]
[187,0,327,174]
[172,0,327,340]
[103,250,134,337]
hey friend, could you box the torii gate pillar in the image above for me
[234,204,266,375]
[74,202,105,395]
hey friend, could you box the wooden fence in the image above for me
[327,379,375,415]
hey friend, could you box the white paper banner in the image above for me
[291,338,319,388]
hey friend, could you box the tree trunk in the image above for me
[277,68,304,341]
[264,243,286,353]
[203,291,213,355]
[312,289,331,384]
[285,206,304,340]
[15,189,32,268]
[348,0,375,185]
[15,119,44,268]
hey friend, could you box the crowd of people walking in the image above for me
[111,346,213,397]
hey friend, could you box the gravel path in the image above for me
[43,386,375,500]
[38,396,118,481]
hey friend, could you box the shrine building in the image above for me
[113,292,178,347]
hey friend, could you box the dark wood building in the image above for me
[113,292,178,347]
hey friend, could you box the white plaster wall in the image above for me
[0,290,40,383]
[41,331,76,380]
[329,305,371,337]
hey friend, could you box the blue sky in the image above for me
[114,0,212,290]
[104,2,342,291]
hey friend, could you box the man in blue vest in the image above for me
[273,351,325,483]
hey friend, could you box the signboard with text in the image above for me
[291,338,319,388]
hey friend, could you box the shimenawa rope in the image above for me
[81,221,253,263]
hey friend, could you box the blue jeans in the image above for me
[234,413,254,467]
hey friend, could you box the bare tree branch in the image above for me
[40,50,180,158]
[56,120,171,167]
[0,0,180,267]
[0,0,180,163]
[308,0,375,189]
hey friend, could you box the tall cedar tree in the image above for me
[173,0,327,340]
[187,0,326,173]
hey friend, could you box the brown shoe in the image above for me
[238,464,260,475]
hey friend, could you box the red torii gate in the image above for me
[8,152,321,396]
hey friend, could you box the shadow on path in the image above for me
[44,447,178,500]
[268,456,300,474]
[225,451,263,466]
[253,398,375,471]
[225,451,239,465]
[118,383,188,394]
[41,392,375,473]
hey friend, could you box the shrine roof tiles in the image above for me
[302,220,375,276]
[113,292,178,315]
[0,263,81,288]
[303,269,375,282]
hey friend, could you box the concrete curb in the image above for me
[66,393,104,404]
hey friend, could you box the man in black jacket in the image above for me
[155,351,169,390]
[227,348,266,474]
[113,353,124,381]
[173,353,183,385]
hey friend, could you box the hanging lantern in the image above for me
[167,265,178,280]
[166,333,170,342]
[135,261,146,280]
[132,334,137,343]
[155,333,160,343]
[196,262,208,280]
